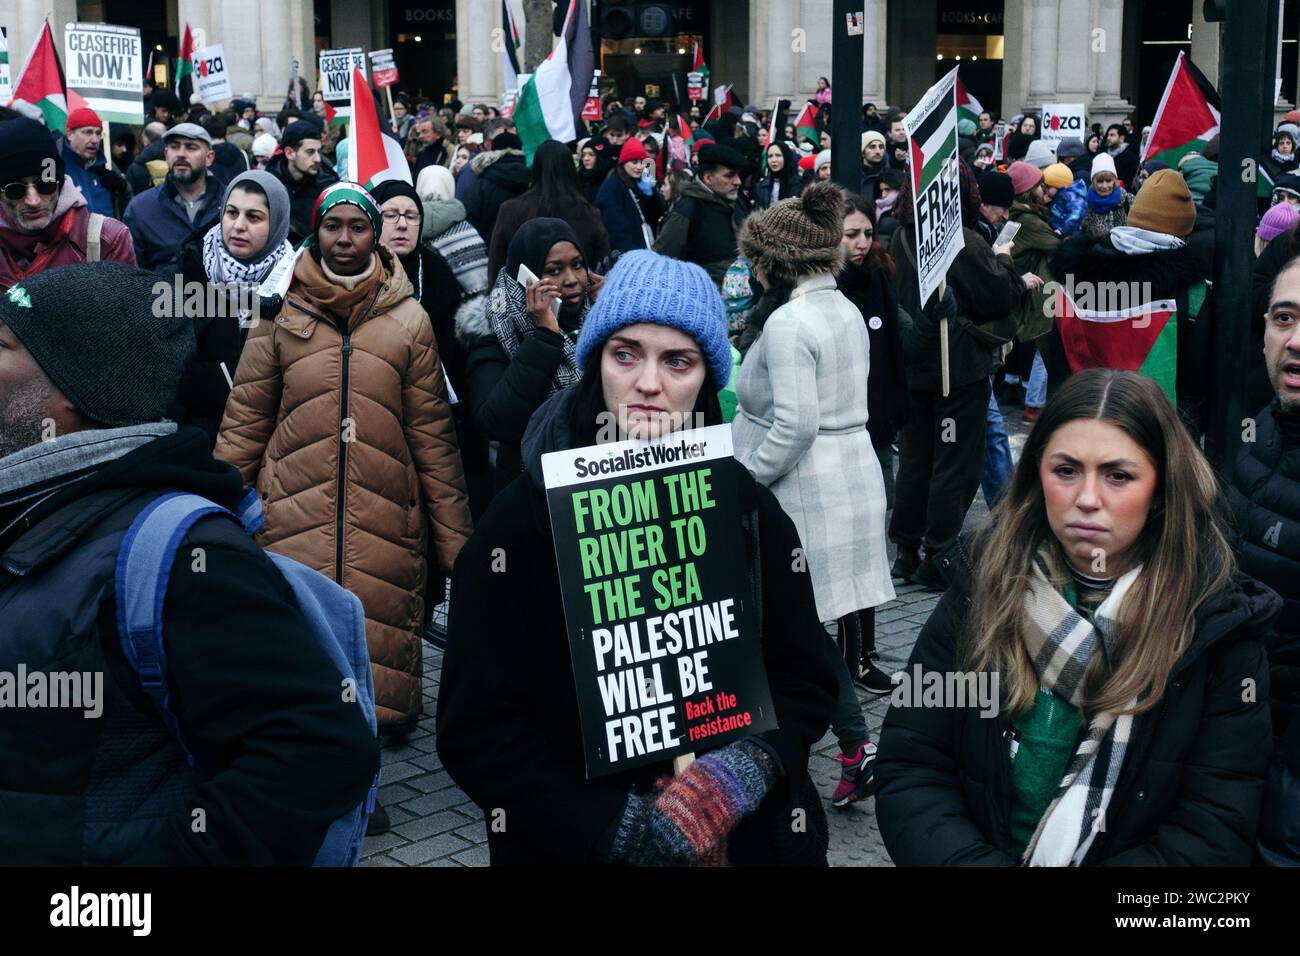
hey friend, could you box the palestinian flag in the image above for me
[322,98,346,130]
[955,76,983,126]
[705,86,737,124]
[347,66,411,191]
[8,20,67,129]
[501,0,522,95]
[675,113,694,147]
[514,0,594,164]
[1056,288,1178,404]
[175,21,194,104]
[793,102,819,147]
[692,42,709,94]
[1144,51,1220,167]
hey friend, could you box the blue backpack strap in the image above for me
[236,487,265,534]
[115,492,235,768]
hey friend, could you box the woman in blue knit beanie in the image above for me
[437,249,840,867]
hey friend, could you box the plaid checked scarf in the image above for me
[1021,553,1143,866]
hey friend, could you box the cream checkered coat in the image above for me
[732,273,896,620]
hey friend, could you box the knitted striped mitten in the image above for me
[608,740,778,866]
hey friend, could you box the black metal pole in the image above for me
[1206,0,1274,467]
[831,0,865,191]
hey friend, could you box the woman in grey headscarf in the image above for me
[176,169,295,442]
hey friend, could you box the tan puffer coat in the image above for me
[215,246,472,726]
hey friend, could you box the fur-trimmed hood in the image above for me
[1049,232,1209,300]
[469,147,526,177]
[739,181,846,284]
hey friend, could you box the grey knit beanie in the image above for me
[0,262,196,426]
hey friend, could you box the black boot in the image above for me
[366,802,391,836]
[890,544,920,581]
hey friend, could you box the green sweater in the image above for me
[1007,575,1110,857]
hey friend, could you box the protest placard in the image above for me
[1041,102,1086,148]
[64,22,142,124]
[192,43,231,103]
[368,48,398,88]
[582,69,601,120]
[319,47,366,115]
[542,424,777,779]
[904,65,963,309]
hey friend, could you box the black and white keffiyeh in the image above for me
[1020,552,1143,866]
[201,223,293,289]
[486,270,584,396]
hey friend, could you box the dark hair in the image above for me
[606,114,630,134]
[843,191,896,279]
[229,179,268,204]
[765,141,795,184]
[199,115,227,140]
[565,351,723,448]
[1107,123,1127,139]
[527,139,590,215]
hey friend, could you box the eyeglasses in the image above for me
[381,210,421,224]
[2,180,58,202]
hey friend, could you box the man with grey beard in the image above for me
[0,262,377,864]
[123,123,222,273]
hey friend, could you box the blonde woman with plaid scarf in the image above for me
[876,368,1279,866]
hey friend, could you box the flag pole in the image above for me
[384,85,395,120]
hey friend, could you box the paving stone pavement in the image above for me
[362,398,1032,866]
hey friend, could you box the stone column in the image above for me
[1000,0,1031,121]
[455,0,500,105]
[862,0,887,106]
[1089,0,1135,128]
[289,0,317,104]
[1023,0,1058,113]
[1274,0,1294,123]
[258,0,296,110]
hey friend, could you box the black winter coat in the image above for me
[838,260,909,447]
[891,225,1024,391]
[263,153,340,246]
[463,150,531,244]
[753,173,802,210]
[0,429,378,865]
[1228,400,1300,744]
[1050,234,1212,401]
[876,533,1279,866]
[437,390,839,865]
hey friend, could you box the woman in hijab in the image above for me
[176,169,294,443]
[216,181,473,789]
[461,218,603,493]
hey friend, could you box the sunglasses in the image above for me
[2,180,59,202]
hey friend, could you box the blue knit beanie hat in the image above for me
[576,250,731,387]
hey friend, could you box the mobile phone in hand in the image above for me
[517,263,561,319]
[994,220,1021,247]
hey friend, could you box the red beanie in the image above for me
[618,137,649,163]
[798,153,817,171]
[66,106,103,132]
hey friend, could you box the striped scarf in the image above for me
[486,269,584,395]
[430,220,490,298]
[1021,553,1142,866]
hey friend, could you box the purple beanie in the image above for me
[1259,201,1300,243]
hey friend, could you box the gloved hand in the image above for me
[606,740,778,866]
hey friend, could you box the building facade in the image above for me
[0,0,1293,131]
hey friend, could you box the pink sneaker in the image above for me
[830,741,878,807]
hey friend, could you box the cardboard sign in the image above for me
[192,43,231,103]
[992,119,1008,161]
[904,66,963,308]
[0,27,12,105]
[582,69,601,121]
[1040,102,1085,148]
[319,47,366,112]
[542,425,777,779]
[64,22,142,125]
[369,48,398,89]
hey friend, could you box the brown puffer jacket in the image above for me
[215,246,472,726]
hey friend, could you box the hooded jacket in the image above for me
[1050,233,1212,400]
[1008,199,1060,340]
[0,181,136,290]
[436,387,839,865]
[462,148,530,243]
[876,531,1279,866]
[0,428,378,865]
[653,178,748,285]
[214,245,473,725]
